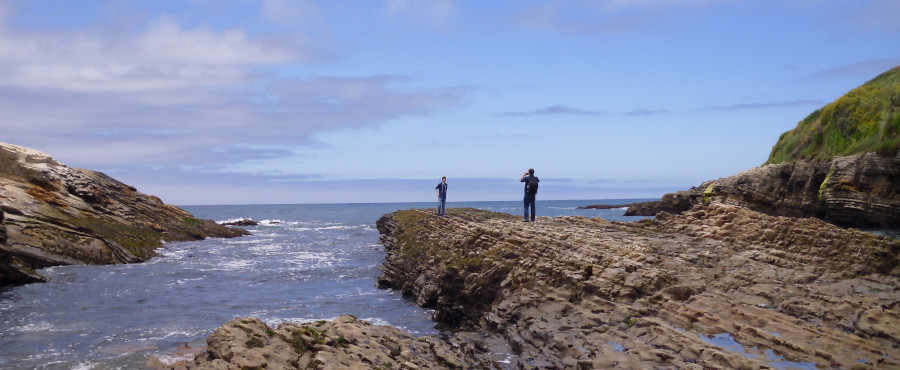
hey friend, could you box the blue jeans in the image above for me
[523,193,536,221]
[437,197,446,216]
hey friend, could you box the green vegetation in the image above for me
[819,165,835,202]
[703,183,716,205]
[767,66,900,164]
[624,317,638,328]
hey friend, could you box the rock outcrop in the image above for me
[184,315,497,369]
[626,151,900,228]
[377,207,900,369]
[0,143,249,286]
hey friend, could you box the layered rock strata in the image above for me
[0,143,249,285]
[185,315,497,369]
[377,206,900,369]
[625,152,900,228]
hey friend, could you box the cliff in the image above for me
[625,151,900,228]
[376,207,900,369]
[625,66,900,228]
[0,143,249,286]
[768,65,900,164]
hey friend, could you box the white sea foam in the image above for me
[203,259,259,272]
[11,321,57,332]
[222,238,273,245]
[217,217,252,224]
[156,353,196,366]
[70,360,99,370]
[249,244,284,254]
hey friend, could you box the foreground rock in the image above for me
[185,315,497,369]
[625,152,900,228]
[0,143,249,285]
[377,206,900,369]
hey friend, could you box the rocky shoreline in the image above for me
[623,152,900,229]
[188,203,898,369]
[374,206,899,369]
[0,143,249,285]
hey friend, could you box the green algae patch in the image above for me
[819,165,835,202]
[703,183,716,205]
[71,215,163,259]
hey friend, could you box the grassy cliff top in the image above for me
[767,66,900,164]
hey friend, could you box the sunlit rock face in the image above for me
[627,152,900,228]
[0,142,248,286]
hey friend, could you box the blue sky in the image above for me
[1,0,898,205]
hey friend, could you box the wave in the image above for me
[10,321,57,333]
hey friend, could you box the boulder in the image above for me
[222,219,259,226]
[0,143,249,286]
[185,315,497,369]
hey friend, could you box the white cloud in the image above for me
[0,5,467,174]
[0,16,301,95]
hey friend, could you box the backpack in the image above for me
[525,176,539,194]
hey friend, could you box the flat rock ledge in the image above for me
[376,205,900,369]
[182,315,496,369]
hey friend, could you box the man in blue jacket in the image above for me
[435,176,448,216]
[520,169,539,222]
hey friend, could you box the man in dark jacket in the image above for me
[520,169,539,222]
[435,176,448,216]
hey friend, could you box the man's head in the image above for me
[442,176,446,182]
[528,169,534,175]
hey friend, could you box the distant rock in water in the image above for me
[222,219,259,226]
[625,152,900,228]
[575,204,631,210]
[0,142,249,286]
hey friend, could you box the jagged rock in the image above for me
[184,315,497,369]
[626,152,900,228]
[377,206,900,369]
[0,143,250,286]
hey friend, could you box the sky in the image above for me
[1,0,899,205]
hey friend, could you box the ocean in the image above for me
[0,199,652,369]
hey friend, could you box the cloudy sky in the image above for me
[2,0,898,205]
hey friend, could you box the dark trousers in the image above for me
[437,197,446,216]
[523,193,536,221]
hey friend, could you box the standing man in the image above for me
[520,169,539,222]
[435,176,448,216]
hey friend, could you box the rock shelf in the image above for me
[375,205,899,369]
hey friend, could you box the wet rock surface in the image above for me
[0,143,249,285]
[377,205,900,369]
[626,152,900,228]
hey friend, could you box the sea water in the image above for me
[0,199,651,369]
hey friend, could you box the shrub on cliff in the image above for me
[767,65,900,164]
